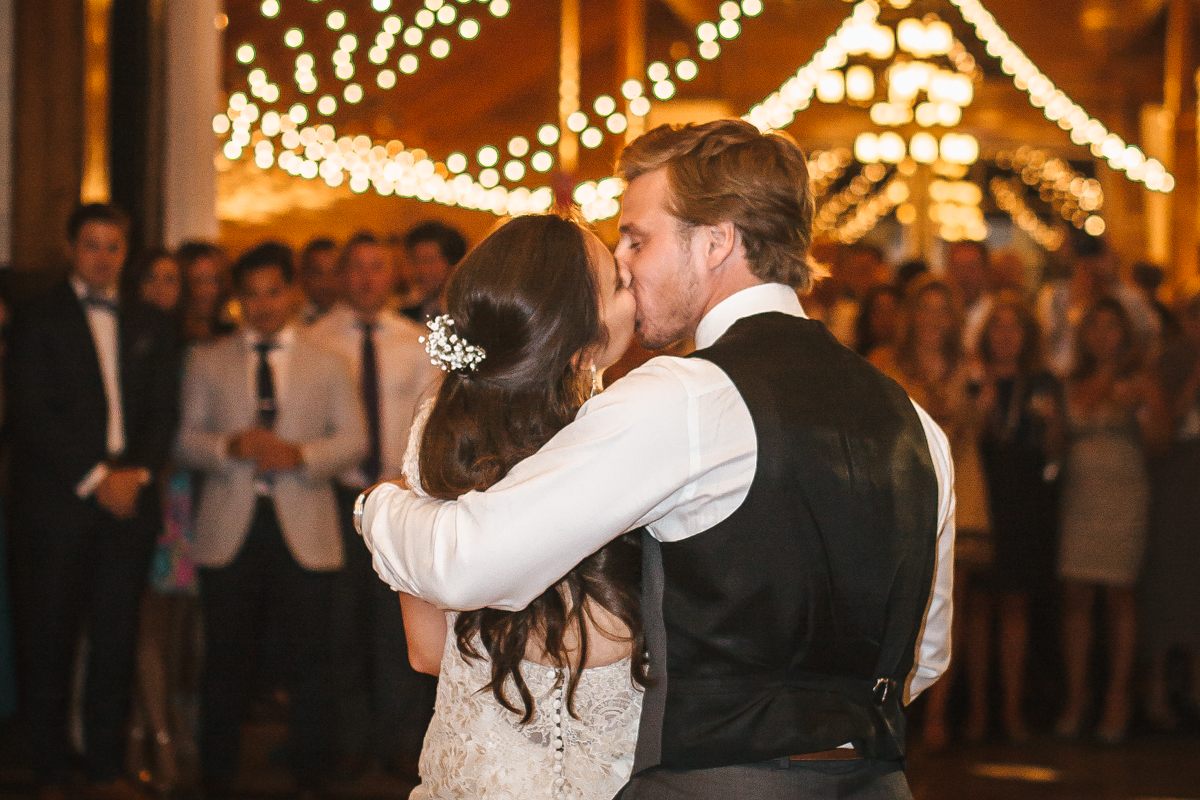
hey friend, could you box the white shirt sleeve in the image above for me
[359,356,755,611]
[905,401,956,701]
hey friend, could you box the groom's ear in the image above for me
[702,220,740,272]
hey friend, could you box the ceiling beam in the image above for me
[658,0,707,28]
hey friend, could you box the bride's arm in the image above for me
[399,593,448,675]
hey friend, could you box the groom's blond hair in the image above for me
[616,118,823,292]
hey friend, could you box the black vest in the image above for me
[635,312,940,772]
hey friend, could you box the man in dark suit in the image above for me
[6,204,179,800]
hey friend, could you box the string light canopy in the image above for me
[218,0,1165,242]
[738,0,1138,246]
[746,0,1173,194]
[217,0,765,220]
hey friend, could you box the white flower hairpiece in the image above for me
[419,314,486,373]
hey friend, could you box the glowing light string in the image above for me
[218,0,765,219]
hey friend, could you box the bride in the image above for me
[395,213,645,800]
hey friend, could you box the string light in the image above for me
[749,0,1170,197]
[947,0,1172,192]
[990,177,1067,250]
[807,148,854,197]
[929,179,987,241]
[996,146,1105,232]
[813,162,891,236]
[222,0,757,216]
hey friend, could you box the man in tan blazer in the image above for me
[176,242,366,797]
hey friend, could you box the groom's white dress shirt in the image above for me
[360,282,956,698]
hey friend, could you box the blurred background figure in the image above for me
[822,242,890,347]
[894,258,929,294]
[0,292,16,731]
[871,275,992,751]
[1040,234,1161,377]
[121,247,209,793]
[309,232,440,782]
[176,243,365,798]
[177,242,232,343]
[1056,298,1169,743]
[122,250,182,317]
[298,238,341,324]
[399,221,467,323]
[1131,261,1182,341]
[1141,290,1200,730]
[6,204,179,800]
[386,232,421,311]
[853,283,901,358]
[971,292,1064,743]
[946,240,995,353]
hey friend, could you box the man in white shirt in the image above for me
[1039,232,1161,376]
[398,221,467,323]
[358,120,955,799]
[947,239,994,355]
[176,243,366,797]
[308,232,441,779]
[7,204,179,800]
[299,237,341,324]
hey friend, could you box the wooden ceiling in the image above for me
[218,0,1172,251]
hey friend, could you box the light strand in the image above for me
[990,176,1068,250]
[221,0,757,216]
[948,0,1172,192]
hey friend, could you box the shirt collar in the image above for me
[244,324,296,350]
[694,283,806,349]
[70,275,118,303]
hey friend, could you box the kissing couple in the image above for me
[357,118,956,800]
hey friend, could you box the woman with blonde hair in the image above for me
[1057,297,1169,742]
[971,292,1065,741]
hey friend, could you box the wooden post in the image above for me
[619,0,645,144]
[1166,0,1198,294]
[558,0,580,179]
[81,0,112,204]
[11,0,86,276]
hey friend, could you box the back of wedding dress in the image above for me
[403,401,643,799]
[410,615,642,800]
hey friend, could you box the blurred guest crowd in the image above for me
[0,203,1197,800]
[806,233,1200,753]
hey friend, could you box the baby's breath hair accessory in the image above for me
[419,315,486,374]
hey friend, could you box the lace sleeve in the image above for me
[402,397,436,498]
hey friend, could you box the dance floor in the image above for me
[0,718,1197,799]
[908,736,1200,799]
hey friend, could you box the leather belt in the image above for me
[789,748,863,762]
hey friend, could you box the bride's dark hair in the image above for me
[417,213,646,723]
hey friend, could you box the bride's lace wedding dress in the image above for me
[410,617,643,800]
[403,402,643,800]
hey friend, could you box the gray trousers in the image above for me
[614,759,912,800]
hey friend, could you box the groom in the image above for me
[357,119,955,799]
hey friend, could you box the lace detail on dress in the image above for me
[402,398,435,498]
[411,613,643,800]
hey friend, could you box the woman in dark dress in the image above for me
[1142,291,1200,728]
[970,292,1064,741]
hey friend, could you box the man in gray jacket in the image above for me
[177,242,366,797]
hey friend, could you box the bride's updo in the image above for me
[417,213,646,722]
[419,213,601,494]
